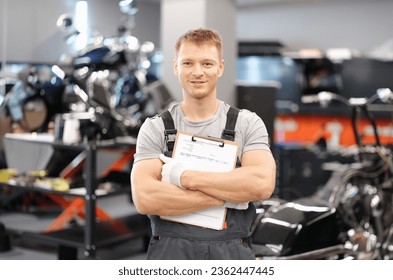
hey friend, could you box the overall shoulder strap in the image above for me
[221,106,240,141]
[161,106,239,154]
[160,110,177,153]
[222,106,241,167]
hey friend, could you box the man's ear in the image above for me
[173,58,178,76]
[218,59,225,77]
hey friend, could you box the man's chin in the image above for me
[188,90,209,99]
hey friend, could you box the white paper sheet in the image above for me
[160,131,239,230]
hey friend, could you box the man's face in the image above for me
[174,41,224,100]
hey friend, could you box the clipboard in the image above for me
[160,131,239,230]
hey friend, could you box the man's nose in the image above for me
[192,64,204,76]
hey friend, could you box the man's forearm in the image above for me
[181,166,275,203]
[180,150,276,203]
[132,178,224,216]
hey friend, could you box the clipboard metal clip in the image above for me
[191,135,225,147]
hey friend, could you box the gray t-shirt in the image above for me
[134,100,271,163]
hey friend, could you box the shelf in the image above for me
[1,135,139,258]
[0,182,130,198]
[22,214,150,249]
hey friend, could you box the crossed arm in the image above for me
[130,149,276,216]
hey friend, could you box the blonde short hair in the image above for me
[175,28,223,59]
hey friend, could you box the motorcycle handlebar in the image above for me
[301,89,393,149]
[300,94,320,104]
[301,89,393,107]
[377,88,393,103]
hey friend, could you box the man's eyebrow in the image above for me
[179,58,217,63]
[202,59,216,62]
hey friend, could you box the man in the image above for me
[131,28,276,259]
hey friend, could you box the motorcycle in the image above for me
[251,89,393,260]
[0,0,174,143]
[49,0,174,141]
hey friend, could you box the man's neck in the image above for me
[180,98,219,122]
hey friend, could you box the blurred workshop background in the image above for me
[1,0,393,260]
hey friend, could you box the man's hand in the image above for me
[159,154,196,189]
